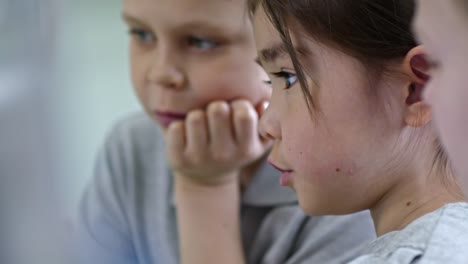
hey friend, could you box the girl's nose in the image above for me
[259,103,281,141]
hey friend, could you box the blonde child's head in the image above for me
[122,0,271,129]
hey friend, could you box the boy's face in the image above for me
[414,0,468,193]
[122,0,271,129]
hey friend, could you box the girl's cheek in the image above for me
[290,128,360,183]
[301,157,358,184]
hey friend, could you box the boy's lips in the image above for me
[153,111,187,128]
[268,159,294,187]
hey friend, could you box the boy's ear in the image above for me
[401,45,432,127]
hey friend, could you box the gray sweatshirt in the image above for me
[75,113,376,264]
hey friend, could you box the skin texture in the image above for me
[122,0,270,263]
[254,6,463,236]
[414,0,468,197]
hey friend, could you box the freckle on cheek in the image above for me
[303,160,357,184]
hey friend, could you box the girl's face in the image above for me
[254,8,412,215]
[414,0,468,189]
[122,0,270,129]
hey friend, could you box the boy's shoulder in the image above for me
[94,112,169,196]
[104,112,165,154]
[98,112,167,183]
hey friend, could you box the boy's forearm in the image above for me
[174,174,245,264]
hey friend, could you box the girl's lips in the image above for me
[268,160,294,187]
[153,111,187,128]
[268,160,292,173]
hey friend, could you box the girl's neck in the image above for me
[370,170,465,237]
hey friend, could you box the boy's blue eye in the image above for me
[188,36,219,51]
[272,71,298,89]
[129,28,155,44]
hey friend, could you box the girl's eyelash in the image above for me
[271,71,291,78]
[271,70,298,89]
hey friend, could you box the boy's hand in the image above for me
[166,99,270,186]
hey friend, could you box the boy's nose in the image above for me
[148,50,185,90]
[153,67,185,90]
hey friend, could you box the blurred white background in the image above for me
[53,0,139,212]
[1,0,139,262]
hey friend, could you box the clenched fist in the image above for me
[166,99,270,186]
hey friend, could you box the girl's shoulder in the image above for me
[350,203,468,264]
[421,203,468,263]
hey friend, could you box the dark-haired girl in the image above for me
[251,0,468,263]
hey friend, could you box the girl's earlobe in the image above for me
[404,78,432,128]
[405,101,432,127]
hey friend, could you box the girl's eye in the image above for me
[271,70,298,89]
[128,28,155,44]
[188,36,219,51]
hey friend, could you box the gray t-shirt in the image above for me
[75,113,376,264]
[349,203,468,264]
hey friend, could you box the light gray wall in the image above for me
[0,0,139,262]
[54,0,140,211]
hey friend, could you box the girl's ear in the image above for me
[401,45,432,127]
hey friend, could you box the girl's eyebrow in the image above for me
[259,42,289,64]
[258,42,311,66]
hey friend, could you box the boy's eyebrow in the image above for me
[174,20,233,34]
[120,14,230,35]
[121,13,145,25]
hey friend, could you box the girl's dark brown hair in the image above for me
[248,0,455,183]
[249,0,417,110]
